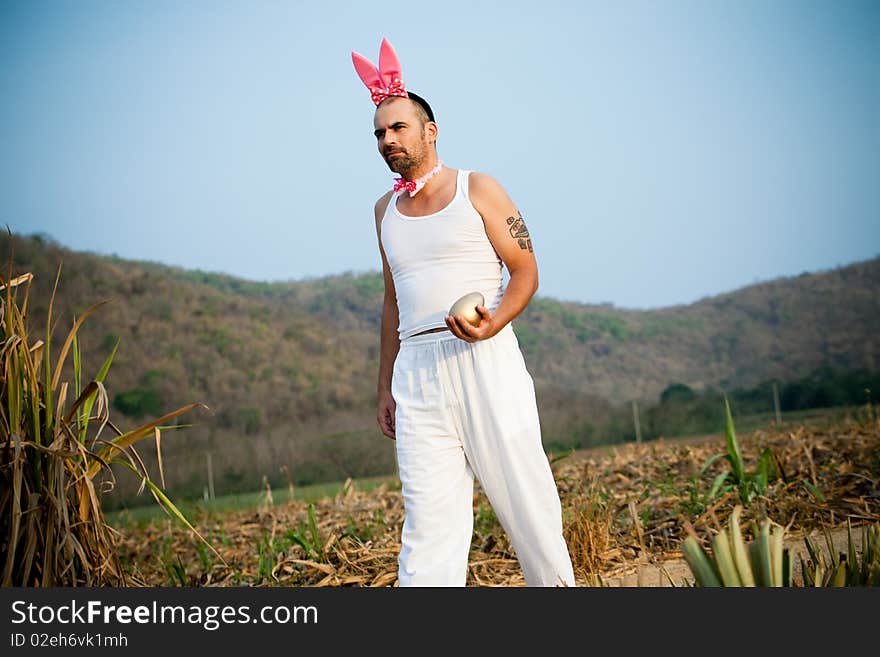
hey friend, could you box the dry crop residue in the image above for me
[117,417,880,587]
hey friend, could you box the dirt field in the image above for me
[116,416,880,587]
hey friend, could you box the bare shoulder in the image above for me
[374,190,395,222]
[467,171,516,216]
[468,171,507,198]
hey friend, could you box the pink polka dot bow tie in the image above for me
[393,161,444,197]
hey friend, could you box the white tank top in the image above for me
[380,169,505,340]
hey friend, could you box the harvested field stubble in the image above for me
[117,417,880,587]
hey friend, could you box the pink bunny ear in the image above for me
[378,37,403,89]
[351,51,382,90]
[351,37,408,106]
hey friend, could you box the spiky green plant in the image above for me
[683,506,879,587]
[682,506,792,587]
[1,259,218,586]
[799,520,880,586]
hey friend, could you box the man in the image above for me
[354,38,575,587]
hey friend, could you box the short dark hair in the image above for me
[406,91,435,123]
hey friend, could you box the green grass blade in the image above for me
[116,460,227,567]
[7,350,21,435]
[770,523,785,586]
[77,337,118,443]
[94,336,119,383]
[803,480,826,502]
[682,535,722,587]
[729,506,755,586]
[829,561,847,587]
[307,503,324,558]
[755,455,769,495]
[864,525,879,583]
[49,298,111,391]
[86,402,205,478]
[699,453,726,476]
[707,472,730,501]
[288,530,316,560]
[750,521,773,586]
[42,266,62,446]
[712,528,741,586]
[804,534,821,565]
[723,396,745,485]
[846,518,859,585]
[798,554,815,586]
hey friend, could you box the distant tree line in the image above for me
[639,366,879,444]
[99,364,877,508]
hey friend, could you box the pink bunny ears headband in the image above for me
[351,38,436,124]
[351,37,408,106]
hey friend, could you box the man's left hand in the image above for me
[445,305,498,343]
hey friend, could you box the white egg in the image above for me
[448,292,485,326]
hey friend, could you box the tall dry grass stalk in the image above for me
[563,478,614,585]
[1,254,211,586]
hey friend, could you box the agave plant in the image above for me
[683,505,880,587]
[1,258,218,586]
[682,506,792,587]
[800,520,880,587]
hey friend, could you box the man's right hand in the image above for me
[377,388,396,440]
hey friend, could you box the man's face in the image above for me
[373,97,429,177]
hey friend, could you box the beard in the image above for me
[384,143,426,178]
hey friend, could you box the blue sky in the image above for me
[2,0,878,309]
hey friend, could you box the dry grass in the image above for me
[1,258,205,586]
[115,415,880,587]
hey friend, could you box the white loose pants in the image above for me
[391,322,575,587]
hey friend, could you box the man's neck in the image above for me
[400,156,440,182]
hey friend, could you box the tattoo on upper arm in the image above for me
[506,213,533,252]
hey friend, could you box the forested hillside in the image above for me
[3,231,877,505]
